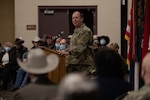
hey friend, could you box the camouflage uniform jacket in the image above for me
[67,24,93,66]
[123,84,150,100]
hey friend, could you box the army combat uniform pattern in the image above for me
[123,84,150,100]
[66,24,94,74]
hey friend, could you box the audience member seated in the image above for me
[14,48,59,100]
[97,35,110,49]
[13,37,28,59]
[123,52,150,100]
[58,39,68,51]
[1,37,28,90]
[0,41,24,90]
[108,42,129,81]
[40,34,48,46]
[55,37,62,50]
[56,72,100,100]
[11,36,44,91]
[94,49,131,100]
[93,35,110,54]
[93,34,98,40]
[31,36,41,49]
[10,52,29,91]
[45,35,55,49]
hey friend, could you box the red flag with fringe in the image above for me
[125,0,136,68]
[142,0,150,59]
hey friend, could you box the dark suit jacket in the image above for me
[14,76,58,100]
[96,77,131,100]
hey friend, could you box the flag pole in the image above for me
[134,61,139,90]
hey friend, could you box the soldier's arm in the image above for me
[69,31,92,55]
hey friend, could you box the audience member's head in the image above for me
[56,72,99,100]
[108,42,119,53]
[59,39,67,50]
[41,34,48,42]
[15,37,25,49]
[94,49,124,79]
[46,35,53,45]
[55,37,62,50]
[56,37,62,44]
[3,42,13,48]
[15,37,24,45]
[141,52,150,84]
[3,42,13,52]
[32,36,41,48]
[93,35,99,49]
[93,34,98,40]
[97,35,110,47]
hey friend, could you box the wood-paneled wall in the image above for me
[0,0,15,46]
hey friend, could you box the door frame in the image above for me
[38,6,97,38]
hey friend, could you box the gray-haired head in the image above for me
[57,72,99,100]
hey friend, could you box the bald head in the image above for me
[93,35,98,40]
[142,53,150,84]
[60,39,67,44]
[72,11,84,28]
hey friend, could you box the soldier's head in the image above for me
[72,11,84,28]
[142,52,150,84]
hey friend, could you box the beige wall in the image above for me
[15,0,121,49]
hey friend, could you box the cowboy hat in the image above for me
[98,36,110,46]
[15,37,24,45]
[17,48,59,74]
[32,36,41,43]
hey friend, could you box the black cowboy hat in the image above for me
[98,36,110,46]
[15,37,24,45]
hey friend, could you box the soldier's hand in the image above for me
[58,50,69,56]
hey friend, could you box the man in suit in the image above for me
[13,48,59,100]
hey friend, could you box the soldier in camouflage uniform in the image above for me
[67,11,94,74]
[61,11,94,75]
[123,52,150,100]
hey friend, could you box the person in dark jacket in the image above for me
[14,48,59,100]
[94,49,131,100]
[0,37,28,90]
[0,42,17,90]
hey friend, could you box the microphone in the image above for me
[58,31,64,37]
[52,31,64,40]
